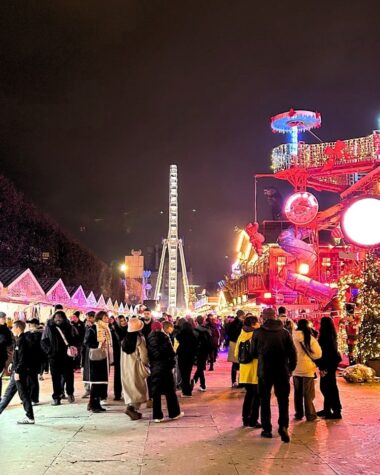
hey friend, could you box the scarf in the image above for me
[95,320,114,366]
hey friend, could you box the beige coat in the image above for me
[293,331,322,378]
[121,335,149,406]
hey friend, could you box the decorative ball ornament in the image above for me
[284,192,319,225]
[341,197,380,248]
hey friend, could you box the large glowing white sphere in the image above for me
[341,197,380,248]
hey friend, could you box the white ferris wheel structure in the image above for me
[154,165,190,314]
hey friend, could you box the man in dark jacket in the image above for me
[253,307,297,443]
[206,315,220,371]
[193,315,212,391]
[70,312,85,370]
[25,319,44,404]
[41,310,78,405]
[110,315,128,400]
[147,322,183,422]
[0,320,34,424]
[226,310,245,387]
[0,312,13,400]
[141,308,153,339]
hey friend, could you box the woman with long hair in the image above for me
[316,316,342,419]
[293,319,322,421]
[83,311,113,413]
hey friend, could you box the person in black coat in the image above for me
[0,320,34,424]
[226,310,244,386]
[193,315,212,391]
[205,315,220,371]
[252,307,297,443]
[41,311,78,405]
[176,321,197,397]
[0,312,13,400]
[110,315,128,400]
[316,316,342,419]
[147,322,182,421]
[24,319,44,404]
[70,312,85,370]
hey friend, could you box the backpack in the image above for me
[238,338,254,364]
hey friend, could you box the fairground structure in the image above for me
[218,110,380,367]
[154,165,190,315]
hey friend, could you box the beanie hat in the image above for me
[151,321,163,332]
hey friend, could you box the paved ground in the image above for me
[1,352,380,475]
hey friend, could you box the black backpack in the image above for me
[238,338,254,364]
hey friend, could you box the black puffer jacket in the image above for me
[253,319,297,378]
[147,331,176,395]
[226,317,243,343]
[24,330,44,372]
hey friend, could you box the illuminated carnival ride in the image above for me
[271,109,380,307]
[226,109,380,312]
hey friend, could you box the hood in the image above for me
[261,319,284,332]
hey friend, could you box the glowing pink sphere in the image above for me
[341,197,380,248]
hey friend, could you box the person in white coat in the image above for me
[293,319,322,421]
[120,317,149,420]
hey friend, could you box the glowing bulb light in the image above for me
[341,197,380,248]
[298,263,310,275]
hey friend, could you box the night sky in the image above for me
[1,1,380,285]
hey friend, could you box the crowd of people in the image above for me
[0,305,343,444]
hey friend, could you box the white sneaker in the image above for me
[153,418,164,423]
[170,411,184,420]
[17,417,35,425]
[199,387,207,392]
[181,394,193,398]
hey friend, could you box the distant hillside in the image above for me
[0,175,121,299]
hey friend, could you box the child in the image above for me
[0,320,35,424]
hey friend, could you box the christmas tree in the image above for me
[357,251,380,364]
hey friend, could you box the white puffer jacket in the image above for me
[293,330,322,378]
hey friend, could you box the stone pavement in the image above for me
[1,352,380,475]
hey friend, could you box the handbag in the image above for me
[89,347,107,361]
[57,327,78,358]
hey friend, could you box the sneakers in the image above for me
[17,417,35,425]
[81,392,90,399]
[278,427,290,443]
[170,411,184,420]
[181,394,193,398]
[231,382,239,389]
[153,418,164,423]
[249,422,262,429]
[51,399,61,406]
[261,430,272,438]
[67,395,75,404]
[199,387,207,392]
[32,401,39,406]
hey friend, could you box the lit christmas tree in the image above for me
[357,251,380,364]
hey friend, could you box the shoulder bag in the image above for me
[56,327,78,358]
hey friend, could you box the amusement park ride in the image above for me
[154,165,190,315]
[226,109,380,314]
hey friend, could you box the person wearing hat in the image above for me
[120,317,149,420]
[252,307,297,443]
[0,311,13,401]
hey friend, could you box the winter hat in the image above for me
[262,307,276,320]
[151,321,163,332]
[128,317,144,333]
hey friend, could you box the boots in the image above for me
[125,405,142,420]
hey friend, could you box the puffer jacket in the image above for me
[293,330,322,378]
[234,328,258,384]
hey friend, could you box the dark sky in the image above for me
[1,1,380,285]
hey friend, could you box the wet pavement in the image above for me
[0,351,379,474]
